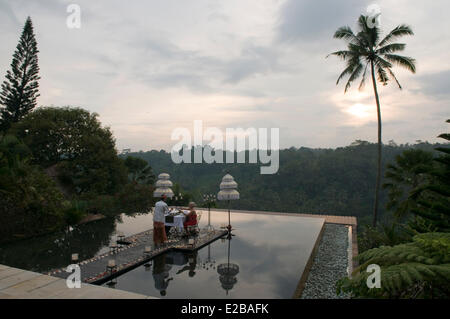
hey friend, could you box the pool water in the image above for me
[0,210,324,298]
[0,213,153,273]
[102,211,324,298]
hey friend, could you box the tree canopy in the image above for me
[122,141,442,226]
[10,106,128,195]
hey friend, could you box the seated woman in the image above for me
[183,202,198,231]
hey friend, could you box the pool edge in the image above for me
[291,218,326,299]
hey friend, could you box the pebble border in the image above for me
[300,224,351,299]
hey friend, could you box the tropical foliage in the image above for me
[0,107,155,243]
[124,156,155,185]
[0,135,66,241]
[124,141,440,227]
[409,120,450,233]
[338,120,450,298]
[358,222,411,253]
[337,232,450,298]
[383,149,434,220]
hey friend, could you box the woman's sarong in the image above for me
[153,221,167,245]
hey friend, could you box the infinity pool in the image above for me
[102,211,324,298]
[0,210,324,298]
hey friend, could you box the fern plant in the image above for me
[337,232,450,298]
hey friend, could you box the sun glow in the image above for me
[346,103,371,118]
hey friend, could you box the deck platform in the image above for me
[0,264,155,299]
[48,228,227,285]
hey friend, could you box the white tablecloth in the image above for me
[164,213,186,231]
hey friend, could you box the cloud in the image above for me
[415,70,450,97]
[0,0,20,29]
[0,0,449,152]
[122,29,284,92]
[277,0,370,43]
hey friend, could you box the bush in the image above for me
[337,232,450,298]
[84,194,116,217]
[79,183,154,217]
[0,160,66,243]
[114,183,155,215]
[358,222,412,253]
[62,200,87,226]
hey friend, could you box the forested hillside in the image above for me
[123,141,442,227]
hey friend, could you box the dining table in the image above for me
[164,210,188,232]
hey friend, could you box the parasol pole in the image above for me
[227,199,231,233]
[227,233,231,267]
[208,202,211,228]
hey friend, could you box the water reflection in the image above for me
[152,254,173,296]
[102,212,324,298]
[1,210,324,298]
[176,251,198,277]
[0,217,117,272]
[200,243,216,270]
[104,232,242,298]
[147,248,216,296]
[217,233,239,295]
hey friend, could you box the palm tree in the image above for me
[124,156,155,185]
[328,15,416,227]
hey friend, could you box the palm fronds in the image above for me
[379,24,414,47]
[384,54,417,73]
[376,43,406,54]
[329,14,416,92]
[333,26,360,44]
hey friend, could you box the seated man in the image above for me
[183,202,198,234]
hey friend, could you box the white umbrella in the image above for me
[153,173,174,198]
[217,174,239,231]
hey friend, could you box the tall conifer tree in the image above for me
[0,17,40,132]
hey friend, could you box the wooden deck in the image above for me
[0,264,156,299]
[49,228,227,285]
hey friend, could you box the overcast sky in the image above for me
[0,0,449,151]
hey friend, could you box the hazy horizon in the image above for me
[121,139,444,154]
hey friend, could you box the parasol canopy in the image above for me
[153,173,174,198]
[217,174,239,200]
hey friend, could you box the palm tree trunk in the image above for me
[371,60,382,228]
